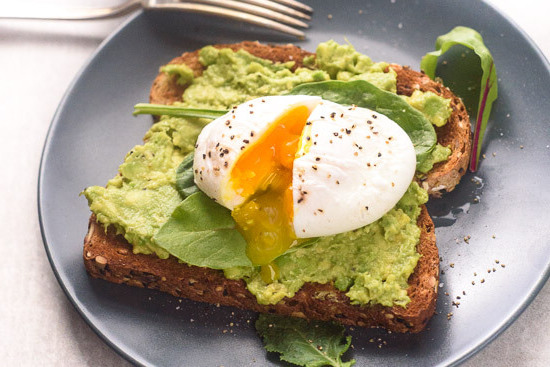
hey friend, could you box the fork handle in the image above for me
[0,0,141,20]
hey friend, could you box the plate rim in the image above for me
[37,10,151,367]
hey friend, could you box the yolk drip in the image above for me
[230,105,310,282]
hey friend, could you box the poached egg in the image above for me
[193,95,416,276]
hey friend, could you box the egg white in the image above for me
[292,100,416,237]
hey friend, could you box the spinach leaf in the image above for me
[153,192,252,269]
[421,26,498,171]
[256,314,355,367]
[288,80,437,170]
[175,153,199,199]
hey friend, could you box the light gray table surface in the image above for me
[1,0,548,366]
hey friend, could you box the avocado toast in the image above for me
[83,41,471,333]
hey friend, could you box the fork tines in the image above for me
[156,0,313,38]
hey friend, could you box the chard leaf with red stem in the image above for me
[421,26,498,172]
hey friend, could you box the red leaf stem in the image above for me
[469,62,493,172]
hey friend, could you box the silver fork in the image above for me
[1,0,313,39]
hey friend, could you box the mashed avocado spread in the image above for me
[225,183,427,306]
[84,41,445,307]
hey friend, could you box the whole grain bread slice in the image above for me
[85,206,437,333]
[150,42,471,196]
[83,42,449,333]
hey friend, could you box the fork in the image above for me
[1,0,312,39]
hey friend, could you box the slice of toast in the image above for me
[85,206,437,333]
[150,42,471,196]
[83,42,460,333]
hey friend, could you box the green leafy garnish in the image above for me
[420,26,498,171]
[256,314,355,367]
[133,103,227,119]
[175,153,199,199]
[288,80,437,171]
[153,192,252,269]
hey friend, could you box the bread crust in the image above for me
[84,206,437,333]
[83,42,447,333]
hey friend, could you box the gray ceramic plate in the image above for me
[38,0,550,366]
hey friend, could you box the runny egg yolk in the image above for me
[229,105,310,282]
